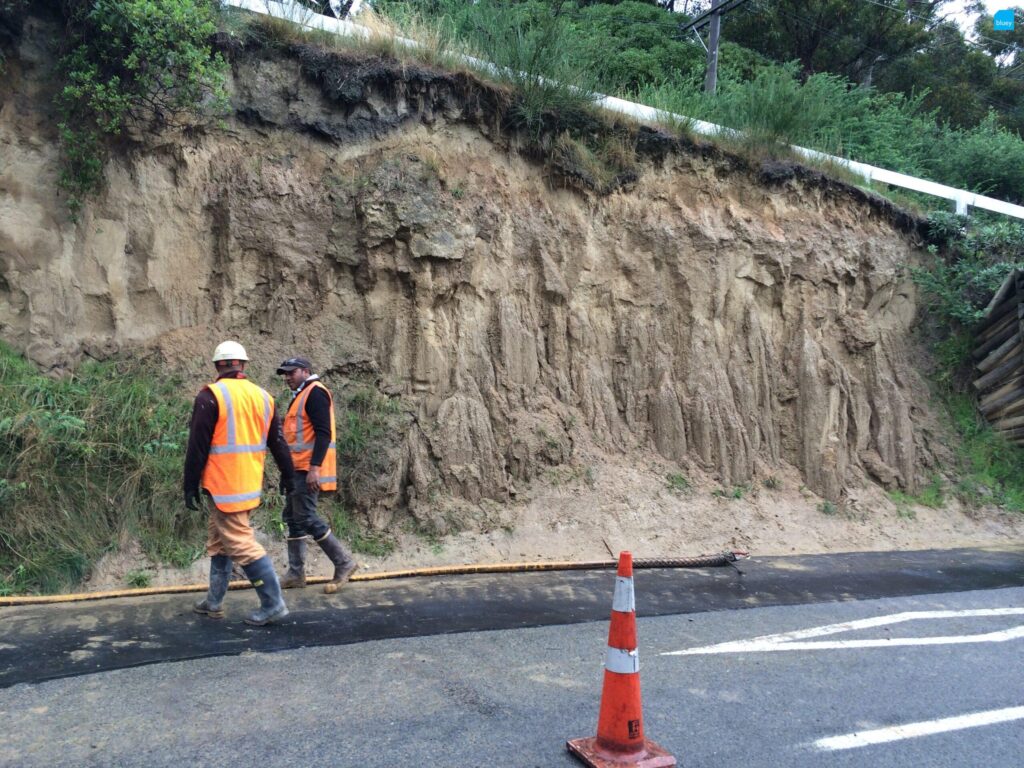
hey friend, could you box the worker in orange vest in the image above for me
[276,356,358,594]
[183,341,296,625]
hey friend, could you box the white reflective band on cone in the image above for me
[612,576,635,613]
[605,646,640,674]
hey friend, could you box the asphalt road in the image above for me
[3,547,1023,689]
[1,548,1022,767]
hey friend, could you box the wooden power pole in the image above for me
[674,0,752,95]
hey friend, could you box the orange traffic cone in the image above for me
[567,551,677,768]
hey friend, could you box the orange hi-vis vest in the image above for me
[283,379,337,490]
[201,377,273,513]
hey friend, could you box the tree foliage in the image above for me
[56,0,228,218]
[721,0,942,83]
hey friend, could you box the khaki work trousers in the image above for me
[205,496,266,566]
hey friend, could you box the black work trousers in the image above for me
[282,470,331,540]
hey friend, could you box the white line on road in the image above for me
[662,608,1024,656]
[813,706,1024,751]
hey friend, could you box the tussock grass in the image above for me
[0,342,199,595]
[230,2,465,72]
[334,382,403,505]
[328,504,394,556]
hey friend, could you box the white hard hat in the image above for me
[212,340,249,363]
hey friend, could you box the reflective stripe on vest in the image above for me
[201,378,273,513]
[284,380,337,490]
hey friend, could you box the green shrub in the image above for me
[941,391,1024,513]
[889,491,917,519]
[125,569,153,588]
[913,212,1024,326]
[713,484,749,500]
[931,114,1024,205]
[56,0,228,218]
[712,65,845,152]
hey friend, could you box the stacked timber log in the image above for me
[973,269,1024,445]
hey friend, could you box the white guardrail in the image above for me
[224,0,1024,222]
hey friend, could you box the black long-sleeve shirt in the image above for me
[183,372,295,496]
[292,375,332,468]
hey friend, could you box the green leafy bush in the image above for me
[125,569,153,588]
[56,0,228,218]
[930,114,1024,204]
[913,212,1024,325]
[711,65,847,152]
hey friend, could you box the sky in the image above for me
[947,0,1014,33]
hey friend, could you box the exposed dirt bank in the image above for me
[3,18,1020,593]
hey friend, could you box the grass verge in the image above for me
[940,390,1024,513]
[0,342,200,595]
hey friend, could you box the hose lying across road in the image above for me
[0,551,748,607]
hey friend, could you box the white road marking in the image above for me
[662,608,1024,656]
[813,706,1024,751]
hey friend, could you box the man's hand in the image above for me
[184,490,201,511]
[279,474,294,496]
[306,465,321,491]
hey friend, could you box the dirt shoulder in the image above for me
[85,448,1024,593]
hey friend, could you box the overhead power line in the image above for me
[674,0,752,35]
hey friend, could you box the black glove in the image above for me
[279,475,294,496]
[184,489,201,511]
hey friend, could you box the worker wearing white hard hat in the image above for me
[211,340,249,362]
[183,340,296,625]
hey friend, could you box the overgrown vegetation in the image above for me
[889,476,945,518]
[0,342,198,595]
[334,383,403,506]
[911,213,1024,514]
[125,568,153,588]
[0,342,407,594]
[938,390,1024,513]
[372,0,1024,204]
[54,0,228,218]
[915,213,1024,325]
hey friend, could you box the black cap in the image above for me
[276,356,313,374]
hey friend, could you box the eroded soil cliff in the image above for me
[3,19,1021,579]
